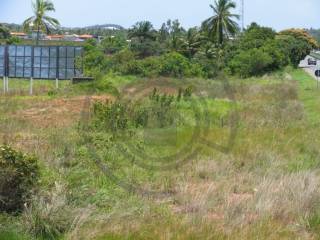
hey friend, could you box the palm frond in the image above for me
[23,16,36,32]
[24,0,59,37]
[201,0,239,44]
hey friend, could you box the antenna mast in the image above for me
[240,0,244,31]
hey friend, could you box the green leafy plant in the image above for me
[228,48,273,77]
[0,146,39,214]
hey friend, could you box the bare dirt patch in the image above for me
[14,95,114,128]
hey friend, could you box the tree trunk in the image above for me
[218,22,223,45]
[36,24,40,46]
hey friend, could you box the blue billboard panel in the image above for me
[0,45,83,79]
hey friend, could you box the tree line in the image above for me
[80,0,318,78]
[83,22,318,78]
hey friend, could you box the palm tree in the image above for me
[128,21,157,42]
[23,0,60,45]
[202,0,239,45]
[181,28,203,58]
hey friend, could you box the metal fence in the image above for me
[0,45,83,80]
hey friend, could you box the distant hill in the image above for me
[80,24,125,30]
[1,23,23,32]
[0,22,126,35]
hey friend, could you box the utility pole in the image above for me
[315,66,320,89]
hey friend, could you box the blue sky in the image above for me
[1,0,319,30]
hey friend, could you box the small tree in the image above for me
[228,48,273,77]
[279,28,318,49]
[128,21,160,57]
[0,146,39,214]
[239,23,276,50]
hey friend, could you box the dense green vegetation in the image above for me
[82,22,317,79]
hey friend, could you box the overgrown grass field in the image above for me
[1,68,320,239]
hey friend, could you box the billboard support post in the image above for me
[6,77,8,93]
[30,78,33,95]
[3,76,5,93]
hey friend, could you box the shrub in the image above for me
[6,36,21,45]
[0,146,39,214]
[262,39,289,71]
[93,101,130,133]
[193,53,220,78]
[159,52,204,78]
[276,35,312,67]
[111,48,136,65]
[134,56,162,77]
[130,38,162,58]
[82,40,108,79]
[239,23,276,50]
[91,88,193,133]
[279,28,318,49]
[110,49,141,75]
[111,51,204,78]
[101,35,128,55]
[159,52,192,77]
[228,48,273,78]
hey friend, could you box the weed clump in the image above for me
[91,87,192,134]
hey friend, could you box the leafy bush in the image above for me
[0,146,39,214]
[262,39,289,70]
[159,52,204,78]
[239,23,276,50]
[82,39,109,79]
[6,36,21,45]
[91,88,192,133]
[101,35,128,55]
[193,52,220,78]
[109,49,142,75]
[92,98,175,133]
[228,48,273,77]
[111,51,204,78]
[279,28,318,49]
[276,35,312,67]
[130,38,162,58]
[127,56,162,77]
[93,101,131,133]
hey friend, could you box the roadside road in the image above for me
[299,56,320,80]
